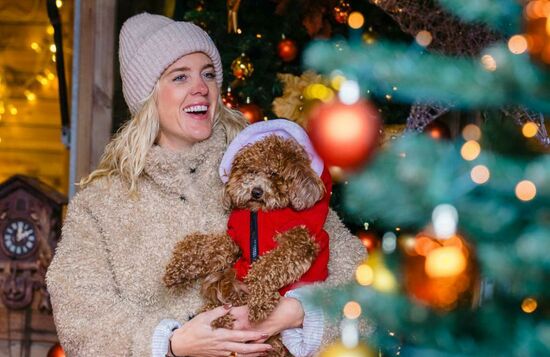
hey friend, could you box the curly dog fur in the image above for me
[164,135,326,356]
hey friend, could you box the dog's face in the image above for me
[223,135,325,211]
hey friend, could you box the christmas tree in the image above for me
[178,1,550,356]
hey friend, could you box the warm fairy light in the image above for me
[471,165,490,184]
[24,90,37,102]
[462,124,481,141]
[56,0,63,8]
[515,180,537,201]
[356,264,374,286]
[481,54,497,71]
[522,122,539,138]
[50,44,57,53]
[508,35,529,54]
[521,297,538,313]
[348,12,365,29]
[36,74,49,86]
[304,83,334,102]
[373,267,398,292]
[362,33,376,44]
[415,30,433,47]
[330,73,346,90]
[385,94,392,100]
[0,102,5,114]
[31,42,41,52]
[343,301,362,319]
[52,54,56,62]
[425,246,467,278]
[237,28,242,34]
[392,86,398,91]
[256,34,262,38]
[45,69,55,80]
[9,105,17,115]
[339,80,360,104]
[461,140,481,161]
[47,25,55,35]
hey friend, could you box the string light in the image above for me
[481,54,497,71]
[515,180,537,201]
[47,25,55,35]
[471,165,490,184]
[521,297,538,313]
[36,74,49,86]
[462,124,481,141]
[52,54,56,62]
[24,90,37,102]
[522,122,539,138]
[348,12,365,29]
[343,301,362,319]
[45,69,55,80]
[49,44,57,53]
[508,35,528,54]
[461,140,481,161]
[356,264,374,286]
[56,0,63,8]
[8,105,17,115]
[415,30,433,47]
[31,42,41,52]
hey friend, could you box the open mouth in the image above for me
[183,104,209,117]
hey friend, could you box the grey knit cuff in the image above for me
[281,288,324,357]
[152,319,182,357]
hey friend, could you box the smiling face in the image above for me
[156,52,219,150]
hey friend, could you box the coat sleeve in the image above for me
[46,195,175,356]
[315,208,367,350]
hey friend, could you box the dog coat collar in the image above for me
[219,119,324,183]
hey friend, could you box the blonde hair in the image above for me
[80,83,247,195]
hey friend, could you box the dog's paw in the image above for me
[248,292,280,322]
[211,313,235,329]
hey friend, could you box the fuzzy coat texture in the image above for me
[45,124,366,356]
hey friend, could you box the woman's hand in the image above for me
[230,297,305,339]
[170,305,273,357]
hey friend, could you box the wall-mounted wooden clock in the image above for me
[0,175,67,310]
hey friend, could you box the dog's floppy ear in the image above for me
[288,164,325,211]
[222,185,233,210]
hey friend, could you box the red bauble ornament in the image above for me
[307,99,381,170]
[424,120,451,140]
[357,230,379,252]
[333,0,351,24]
[47,343,66,357]
[239,102,263,123]
[278,38,298,62]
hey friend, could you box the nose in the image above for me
[191,77,208,96]
[251,187,263,200]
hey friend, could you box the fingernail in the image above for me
[223,303,232,310]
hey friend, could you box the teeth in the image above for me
[184,105,208,113]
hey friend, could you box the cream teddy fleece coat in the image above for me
[46,125,365,356]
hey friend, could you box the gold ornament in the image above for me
[380,124,406,147]
[319,341,376,357]
[227,0,241,34]
[231,53,254,79]
[272,71,328,127]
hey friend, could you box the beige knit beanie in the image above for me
[119,12,223,115]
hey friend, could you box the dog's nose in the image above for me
[251,187,263,199]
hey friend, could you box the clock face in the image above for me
[2,219,37,258]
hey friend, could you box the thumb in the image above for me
[203,304,232,322]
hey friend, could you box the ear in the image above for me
[288,166,325,211]
[222,185,233,210]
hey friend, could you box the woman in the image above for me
[46,12,364,357]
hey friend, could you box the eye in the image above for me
[203,71,216,80]
[173,74,188,82]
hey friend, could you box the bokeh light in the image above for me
[522,122,539,138]
[432,204,458,239]
[461,140,481,161]
[425,246,467,278]
[343,301,362,319]
[481,54,497,71]
[515,180,537,201]
[471,165,490,184]
[462,124,482,141]
[508,35,529,54]
[521,297,538,313]
[356,264,374,286]
[348,12,365,29]
[415,30,433,47]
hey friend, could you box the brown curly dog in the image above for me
[164,134,331,357]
